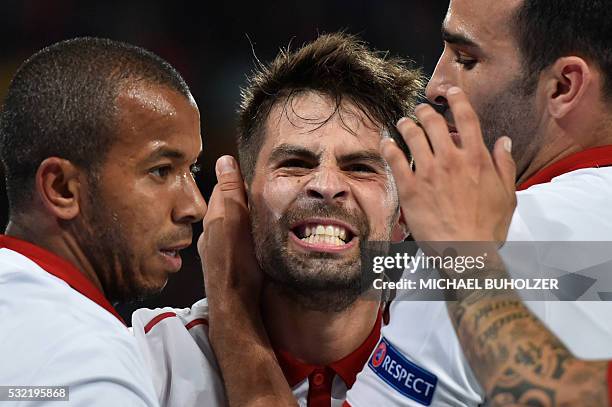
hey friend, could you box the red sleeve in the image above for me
[343,402,352,407]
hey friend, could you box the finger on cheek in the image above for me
[493,136,517,192]
[380,138,414,183]
[398,119,433,167]
[380,137,397,158]
[415,103,453,157]
[446,87,483,152]
[215,155,237,177]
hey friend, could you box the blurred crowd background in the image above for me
[0,0,449,321]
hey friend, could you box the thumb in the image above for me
[493,137,516,193]
[215,155,247,204]
[215,155,250,232]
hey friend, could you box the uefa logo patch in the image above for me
[368,337,438,406]
[371,342,387,368]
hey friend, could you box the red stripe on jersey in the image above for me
[307,367,333,407]
[276,310,383,406]
[517,145,612,191]
[144,312,177,334]
[185,318,208,330]
[342,402,352,407]
[608,362,612,406]
[0,234,125,325]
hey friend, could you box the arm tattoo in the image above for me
[445,256,609,407]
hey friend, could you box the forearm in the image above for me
[208,301,297,407]
[446,254,609,406]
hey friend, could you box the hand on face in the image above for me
[197,156,262,319]
[380,87,517,244]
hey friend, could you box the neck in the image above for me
[5,217,105,295]
[262,285,380,365]
[517,143,582,186]
[516,117,612,186]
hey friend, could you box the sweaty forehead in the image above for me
[445,0,522,44]
[112,83,199,150]
[262,91,381,151]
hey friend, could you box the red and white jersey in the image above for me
[347,146,612,406]
[0,235,159,407]
[132,299,383,407]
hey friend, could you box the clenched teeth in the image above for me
[299,223,350,245]
[301,234,346,246]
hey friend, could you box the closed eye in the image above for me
[278,159,314,169]
[455,55,477,70]
[345,163,377,173]
[450,48,478,70]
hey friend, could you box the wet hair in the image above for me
[237,32,425,182]
[0,37,191,215]
[514,0,612,99]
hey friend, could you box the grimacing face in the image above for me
[248,91,402,312]
[426,0,543,177]
[74,83,207,302]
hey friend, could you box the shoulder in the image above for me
[360,301,483,406]
[511,167,612,241]
[132,299,226,407]
[0,315,158,405]
[132,298,210,337]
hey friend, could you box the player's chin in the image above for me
[139,260,176,292]
[134,274,169,298]
[107,274,167,303]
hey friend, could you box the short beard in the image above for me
[74,176,155,304]
[251,200,390,313]
[477,74,540,174]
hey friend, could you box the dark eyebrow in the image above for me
[338,151,387,169]
[268,144,320,163]
[145,146,188,163]
[442,27,481,51]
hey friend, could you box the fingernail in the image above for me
[396,117,408,127]
[380,138,395,154]
[503,137,512,153]
[447,86,461,95]
[216,156,236,175]
[380,137,396,147]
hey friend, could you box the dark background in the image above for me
[0,0,449,322]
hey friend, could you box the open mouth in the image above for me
[160,249,179,258]
[158,241,190,271]
[290,219,356,248]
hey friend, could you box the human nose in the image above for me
[304,166,349,205]
[172,175,207,224]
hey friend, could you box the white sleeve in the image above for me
[132,306,226,407]
[14,331,161,407]
[503,178,612,358]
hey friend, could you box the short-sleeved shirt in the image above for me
[0,235,159,406]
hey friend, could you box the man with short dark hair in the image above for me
[131,32,423,406]
[347,0,612,405]
[0,37,206,405]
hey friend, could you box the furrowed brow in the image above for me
[268,144,320,163]
[338,151,387,169]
